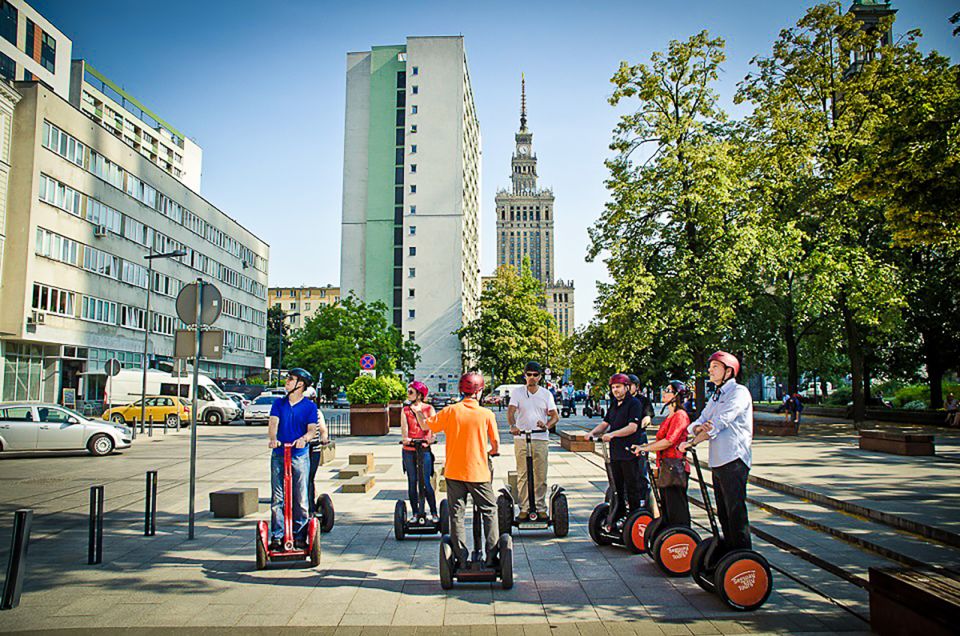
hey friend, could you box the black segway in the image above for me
[395,439,450,540]
[688,447,773,611]
[497,430,569,538]
[439,454,513,590]
[309,441,335,533]
[639,455,701,576]
[587,436,654,552]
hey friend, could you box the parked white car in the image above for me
[0,403,132,455]
[243,394,280,425]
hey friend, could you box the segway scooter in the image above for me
[395,439,450,540]
[439,454,514,590]
[639,454,701,576]
[497,430,569,538]
[256,443,321,569]
[587,436,654,552]
[688,447,772,611]
[309,440,335,534]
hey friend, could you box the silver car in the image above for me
[0,403,132,456]
[243,394,280,425]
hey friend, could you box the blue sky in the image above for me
[31,0,959,327]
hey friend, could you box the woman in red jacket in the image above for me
[401,381,438,522]
[632,380,691,526]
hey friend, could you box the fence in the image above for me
[326,413,350,438]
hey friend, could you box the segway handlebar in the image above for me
[686,445,722,539]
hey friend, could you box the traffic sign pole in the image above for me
[188,279,202,540]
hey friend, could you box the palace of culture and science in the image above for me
[494,77,575,336]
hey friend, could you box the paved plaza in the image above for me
[1,409,958,634]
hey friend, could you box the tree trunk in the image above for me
[839,293,866,424]
[693,349,708,417]
[923,333,945,409]
[784,316,799,394]
[863,362,872,403]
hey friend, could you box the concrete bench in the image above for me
[754,420,799,436]
[349,453,376,471]
[869,566,959,636]
[341,475,376,494]
[859,429,935,456]
[317,441,336,465]
[337,467,367,479]
[559,430,595,452]
[209,488,258,518]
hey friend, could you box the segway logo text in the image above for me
[731,570,756,591]
[667,544,689,560]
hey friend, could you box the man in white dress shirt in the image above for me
[508,361,559,519]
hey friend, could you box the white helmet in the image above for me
[304,386,317,400]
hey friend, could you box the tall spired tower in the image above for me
[494,76,575,337]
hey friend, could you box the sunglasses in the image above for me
[406,389,417,394]
[525,372,541,378]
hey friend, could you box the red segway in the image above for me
[639,453,701,576]
[688,447,772,610]
[256,443,320,569]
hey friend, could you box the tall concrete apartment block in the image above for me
[495,77,575,337]
[340,36,481,393]
[0,0,72,97]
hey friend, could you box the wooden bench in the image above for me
[336,467,367,479]
[559,430,595,452]
[859,429,935,456]
[209,488,258,518]
[341,475,376,494]
[869,567,959,636]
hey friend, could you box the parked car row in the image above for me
[0,403,132,455]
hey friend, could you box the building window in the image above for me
[410,205,416,215]
[397,52,406,62]
[409,268,416,278]
[411,144,417,154]
[81,296,118,325]
[409,226,416,236]
[119,305,146,331]
[408,331,415,340]
[411,66,418,75]
[408,310,415,319]
[275,289,282,297]
[412,85,419,94]
[32,283,75,317]
[410,164,417,173]
[409,185,416,194]
[0,51,13,82]
[304,290,311,298]
[411,105,418,114]
[409,246,416,256]
[305,303,311,310]
[40,31,56,73]
[41,122,85,168]
[0,1,16,46]
[409,289,415,298]
[289,302,296,310]
[410,124,417,134]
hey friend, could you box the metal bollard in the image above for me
[176,415,181,432]
[1,509,33,610]
[88,486,104,565]
[148,416,153,438]
[144,471,157,536]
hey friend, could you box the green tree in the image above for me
[266,304,290,374]
[457,262,562,387]
[588,31,759,408]
[284,294,420,396]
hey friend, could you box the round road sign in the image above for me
[176,282,223,326]
[104,359,122,377]
[360,354,377,370]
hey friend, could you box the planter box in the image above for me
[869,567,958,636]
[350,404,389,436]
[210,488,258,518]
[389,401,403,428]
[559,430,595,452]
[860,429,934,456]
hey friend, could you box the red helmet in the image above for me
[458,372,485,395]
[708,351,740,379]
[407,381,428,399]
[609,373,630,386]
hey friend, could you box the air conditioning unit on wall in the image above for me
[31,311,45,324]
[94,225,109,237]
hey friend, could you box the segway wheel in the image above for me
[690,536,718,593]
[309,527,321,567]
[439,536,455,590]
[498,534,514,590]
[394,500,407,541]
[497,493,514,536]
[439,498,450,535]
[652,527,701,577]
[644,517,664,550]
[255,531,267,570]
[588,503,613,546]
[714,550,773,611]
[624,509,654,554]
[552,493,569,538]
[317,494,335,533]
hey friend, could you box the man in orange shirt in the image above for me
[416,372,501,567]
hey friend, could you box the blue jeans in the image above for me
[271,450,310,541]
[402,448,437,516]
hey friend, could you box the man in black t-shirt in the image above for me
[589,373,644,531]
[627,374,654,506]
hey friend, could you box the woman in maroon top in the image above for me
[632,381,691,526]
[401,381,438,522]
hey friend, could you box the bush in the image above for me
[247,376,265,385]
[381,375,407,401]
[824,384,852,406]
[345,375,393,405]
[893,384,928,408]
[902,400,927,410]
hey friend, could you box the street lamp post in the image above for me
[139,249,187,435]
[277,311,300,383]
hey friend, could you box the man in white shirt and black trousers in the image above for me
[508,361,560,520]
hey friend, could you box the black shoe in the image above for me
[268,540,282,551]
[484,551,499,569]
[294,538,308,550]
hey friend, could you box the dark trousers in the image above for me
[609,459,642,523]
[402,448,437,516]
[308,444,321,514]
[446,479,499,563]
[637,432,650,505]
[660,483,691,527]
[712,459,752,550]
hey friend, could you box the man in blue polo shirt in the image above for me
[267,367,323,550]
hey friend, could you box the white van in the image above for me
[493,384,525,401]
[104,369,239,425]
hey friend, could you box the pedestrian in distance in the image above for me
[789,392,803,432]
[267,368,325,550]
[680,351,754,550]
[945,392,958,427]
[415,372,502,567]
[588,373,644,533]
[508,361,559,520]
[401,381,439,523]
[632,380,692,527]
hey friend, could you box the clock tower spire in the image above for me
[512,74,536,195]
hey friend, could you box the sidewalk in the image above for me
[0,414,873,633]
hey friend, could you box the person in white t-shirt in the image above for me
[508,361,559,519]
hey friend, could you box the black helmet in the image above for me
[668,380,687,395]
[524,361,543,374]
[287,368,314,387]
[626,374,640,386]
